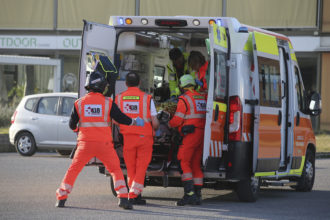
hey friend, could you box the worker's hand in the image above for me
[134,117,145,126]
[195,79,203,87]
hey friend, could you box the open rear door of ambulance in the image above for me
[78,21,117,165]
[78,20,117,98]
[251,31,283,176]
[203,24,229,174]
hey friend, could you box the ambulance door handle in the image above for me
[214,104,219,121]
[278,110,282,126]
[281,80,286,99]
[296,112,300,126]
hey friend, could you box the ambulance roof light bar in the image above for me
[110,16,242,30]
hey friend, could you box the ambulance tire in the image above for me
[294,148,315,192]
[56,150,71,156]
[235,177,260,202]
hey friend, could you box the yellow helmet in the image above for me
[180,74,195,88]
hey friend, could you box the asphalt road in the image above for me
[0,152,329,220]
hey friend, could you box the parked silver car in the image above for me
[9,93,77,156]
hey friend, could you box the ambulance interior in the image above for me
[113,30,210,176]
[115,30,209,97]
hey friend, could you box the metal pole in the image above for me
[135,0,140,16]
[53,0,58,30]
[222,0,227,17]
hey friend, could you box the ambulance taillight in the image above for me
[229,96,242,141]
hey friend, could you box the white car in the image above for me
[9,92,78,156]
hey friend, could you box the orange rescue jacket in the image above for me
[169,89,207,131]
[75,92,113,142]
[115,87,153,136]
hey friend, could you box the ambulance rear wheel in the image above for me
[235,177,260,202]
[294,148,315,192]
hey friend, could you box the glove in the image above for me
[134,117,145,126]
[195,79,203,87]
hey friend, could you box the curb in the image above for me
[316,152,330,159]
[0,134,15,153]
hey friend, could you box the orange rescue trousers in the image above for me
[177,128,204,186]
[56,141,129,200]
[123,134,153,199]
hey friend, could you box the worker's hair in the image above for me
[126,72,140,87]
[188,51,206,66]
[169,48,183,61]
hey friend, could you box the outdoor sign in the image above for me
[0,35,81,50]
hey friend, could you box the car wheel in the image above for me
[235,176,260,202]
[295,148,315,192]
[15,132,37,156]
[56,150,72,156]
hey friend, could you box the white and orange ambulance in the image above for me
[78,16,321,202]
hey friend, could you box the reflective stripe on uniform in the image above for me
[114,179,126,190]
[77,98,82,117]
[174,112,185,118]
[181,172,193,181]
[60,183,73,192]
[79,122,111,127]
[56,183,73,197]
[142,94,151,122]
[193,178,203,185]
[104,97,110,122]
[182,94,206,119]
[114,180,128,195]
[129,181,144,195]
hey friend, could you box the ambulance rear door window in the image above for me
[214,52,227,101]
[258,57,281,107]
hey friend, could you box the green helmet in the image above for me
[180,74,195,88]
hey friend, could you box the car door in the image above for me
[251,31,283,174]
[57,96,77,148]
[79,20,117,98]
[34,96,59,147]
[203,24,229,169]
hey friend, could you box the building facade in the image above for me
[0,0,329,131]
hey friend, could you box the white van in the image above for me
[78,16,321,202]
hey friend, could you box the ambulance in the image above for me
[78,16,321,202]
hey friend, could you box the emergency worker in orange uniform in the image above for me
[55,70,144,210]
[168,74,207,206]
[188,51,209,93]
[115,72,159,205]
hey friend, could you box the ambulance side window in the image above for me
[258,57,281,107]
[214,52,227,101]
[294,66,306,112]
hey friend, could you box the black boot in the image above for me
[118,198,133,210]
[176,180,198,206]
[194,185,202,205]
[55,199,66,208]
[129,194,146,205]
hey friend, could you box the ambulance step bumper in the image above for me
[262,180,297,187]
